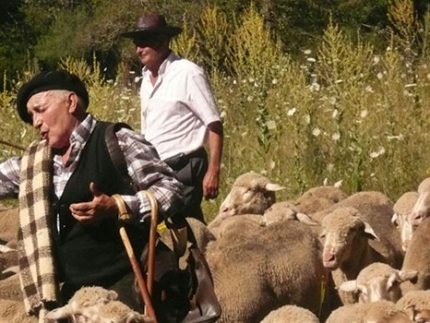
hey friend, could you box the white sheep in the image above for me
[205,220,326,323]
[326,300,411,323]
[391,191,418,252]
[400,217,430,295]
[45,286,148,323]
[320,206,400,304]
[262,201,319,226]
[259,304,320,323]
[0,298,38,323]
[396,290,430,323]
[339,262,418,303]
[214,171,285,220]
[208,213,264,240]
[294,186,348,215]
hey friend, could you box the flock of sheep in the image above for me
[1,171,430,322]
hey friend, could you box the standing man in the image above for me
[0,70,183,318]
[122,13,223,223]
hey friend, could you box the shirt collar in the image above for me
[142,51,179,78]
[69,113,96,147]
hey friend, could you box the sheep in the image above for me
[294,186,348,215]
[0,207,19,245]
[208,213,264,240]
[326,300,411,323]
[320,207,401,304]
[45,286,148,322]
[396,290,430,323]
[339,262,418,303]
[0,272,23,301]
[0,299,38,323]
[259,304,320,323]
[408,177,430,228]
[391,191,418,252]
[400,217,430,295]
[205,220,327,323]
[314,191,403,268]
[262,201,319,226]
[214,171,285,220]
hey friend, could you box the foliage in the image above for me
[3,1,430,221]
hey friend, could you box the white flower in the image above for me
[310,82,320,92]
[233,79,237,85]
[373,56,380,64]
[312,128,321,137]
[332,132,340,141]
[272,78,278,85]
[334,180,343,188]
[360,110,368,118]
[365,85,374,93]
[307,57,316,63]
[267,120,277,130]
[369,146,386,159]
[248,77,255,83]
[220,111,227,118]
[247,95,253,102]
[377,72,383,80]
[387,134,404,141]
[304,49,312,55]
[304,114,311,124]
[287,108,297,116]
[332,109,339,119]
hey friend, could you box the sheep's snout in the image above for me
[322,246,338,269]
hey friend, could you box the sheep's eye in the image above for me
[319,232,326,239]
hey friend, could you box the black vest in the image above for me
[52,122,148,287]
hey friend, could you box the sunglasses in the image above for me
[133,37,164,48]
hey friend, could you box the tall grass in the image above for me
[1,2,430,220]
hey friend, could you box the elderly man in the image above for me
[0,70,183,318]
[122,13,223,224]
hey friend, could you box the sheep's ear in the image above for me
[339,280,357,293]
[265,183,286,191]
[363,222,380,241]
[391,213,399,226]
[296,212,319,226]
[398,269,418,283]
[45,305,73,320]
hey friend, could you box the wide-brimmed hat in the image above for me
[16,70,89,124]
[121,13,182,40]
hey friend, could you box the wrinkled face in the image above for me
[409,192,430,228]
[27,90,78,149]
[320,222,363,269]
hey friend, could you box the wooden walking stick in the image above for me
[113,194,158,323]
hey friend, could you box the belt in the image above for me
[164,147,206,170]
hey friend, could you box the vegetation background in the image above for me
[1,0,430,220]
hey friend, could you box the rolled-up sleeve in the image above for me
[115,128,183,222]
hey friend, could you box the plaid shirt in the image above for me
[0,114,183,221]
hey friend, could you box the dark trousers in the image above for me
[164,148,208,224]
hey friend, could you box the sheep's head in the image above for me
[45,286,118,322]
[217,171,285,218]
[408,191,430,229]
[392,191,418,252]
[339,262,417,303]
[320,207,379,270]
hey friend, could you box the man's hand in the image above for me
[203,168,219,200]
[69,182,118,224]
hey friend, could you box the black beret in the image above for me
[16,70,89,124]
